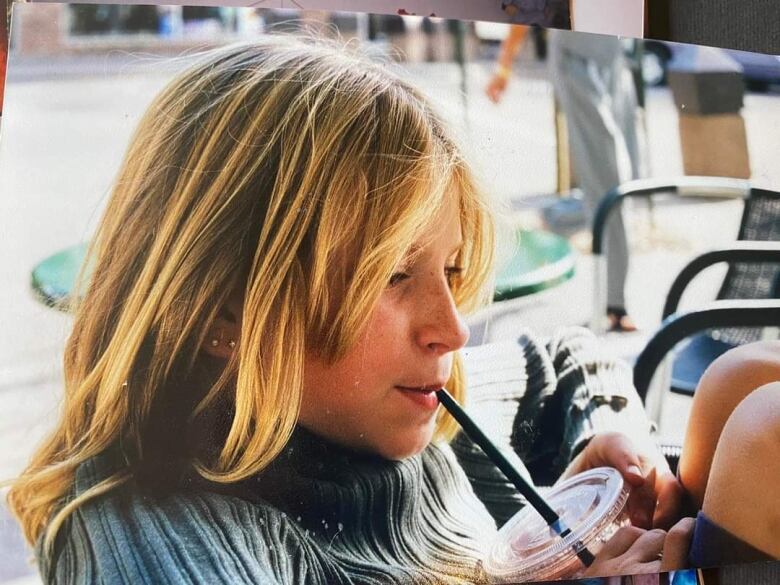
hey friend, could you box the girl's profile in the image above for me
[6,33,779,584]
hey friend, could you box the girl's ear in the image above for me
[201,290,243,360]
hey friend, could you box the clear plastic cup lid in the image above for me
[483,467,629,582]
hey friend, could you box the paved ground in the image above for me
[1,48,778,582]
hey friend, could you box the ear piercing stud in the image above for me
[210,338,219,347]
[209,338,237,349]
[228,340,236,349]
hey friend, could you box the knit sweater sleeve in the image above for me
[37,459,340,584]
[453,326,657,526]
[542,326,658,480]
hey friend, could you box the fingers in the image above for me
[585,514,691,578]
[597,525,645,558]
[485,76,509,103]
[627,466,657,529]
[660,517,695,572]
[564,433,686,531]
[634,560,663,575]
[610,528,664,576]
[628,528,666,562]
[591,433,646,487]
[653,472,686,530]
[627,498,653,529]
[587,526,664,577]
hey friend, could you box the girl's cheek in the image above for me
[371,297,406,329]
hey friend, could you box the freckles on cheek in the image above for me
[368,301,405,347]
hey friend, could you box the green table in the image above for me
[31,230,575,310]
[493,229,575,302]
[30,242,89,310]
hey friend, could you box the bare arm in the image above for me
[497,24,529,71]
[485,25,529,103]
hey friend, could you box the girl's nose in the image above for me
[415,282,470,355]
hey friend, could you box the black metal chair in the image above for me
[633,295,780,406]
[632,285,780,475]
[592,177,780,401]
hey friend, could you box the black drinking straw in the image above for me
[436,388,595,567]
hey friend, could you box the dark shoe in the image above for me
[607,307,638,333]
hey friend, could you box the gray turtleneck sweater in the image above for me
[39,328,655,584]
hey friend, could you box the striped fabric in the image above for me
[454,327,656,527]
[38,327,657,584]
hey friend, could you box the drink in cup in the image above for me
[483,467,631,582]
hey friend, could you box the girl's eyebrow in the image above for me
[401,240,463,263]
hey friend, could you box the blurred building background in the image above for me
[10,3,487,62]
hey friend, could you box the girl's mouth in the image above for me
[395,385,441,410]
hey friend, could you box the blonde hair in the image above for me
[7,35,495,551]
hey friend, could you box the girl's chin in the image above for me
[376,427,436,461]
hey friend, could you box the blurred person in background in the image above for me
[500,0,572,30]
[486,26,642,332]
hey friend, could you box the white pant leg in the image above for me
[549,36,634,309]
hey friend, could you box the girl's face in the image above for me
[299,196,470,460]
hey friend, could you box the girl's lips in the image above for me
[395,386,441,410]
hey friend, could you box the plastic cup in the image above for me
[483,467,631,583]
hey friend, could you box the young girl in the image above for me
[6,35,746,584]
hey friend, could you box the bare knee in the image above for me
[681,347,780,509]
[688,341,780,458]
[695,341,780,406]
[701,382,780,557]
[720,381,780,446]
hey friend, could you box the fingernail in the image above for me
[627,465,643,477]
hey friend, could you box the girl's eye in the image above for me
[445,266,463,287]
[388,272,410,287]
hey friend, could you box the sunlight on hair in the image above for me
[7,32,495,549]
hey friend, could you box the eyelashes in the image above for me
[445,266,463,287]
[388,267,463,288]
[388,272,410,287]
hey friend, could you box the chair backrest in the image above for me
[714,187,780,345]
